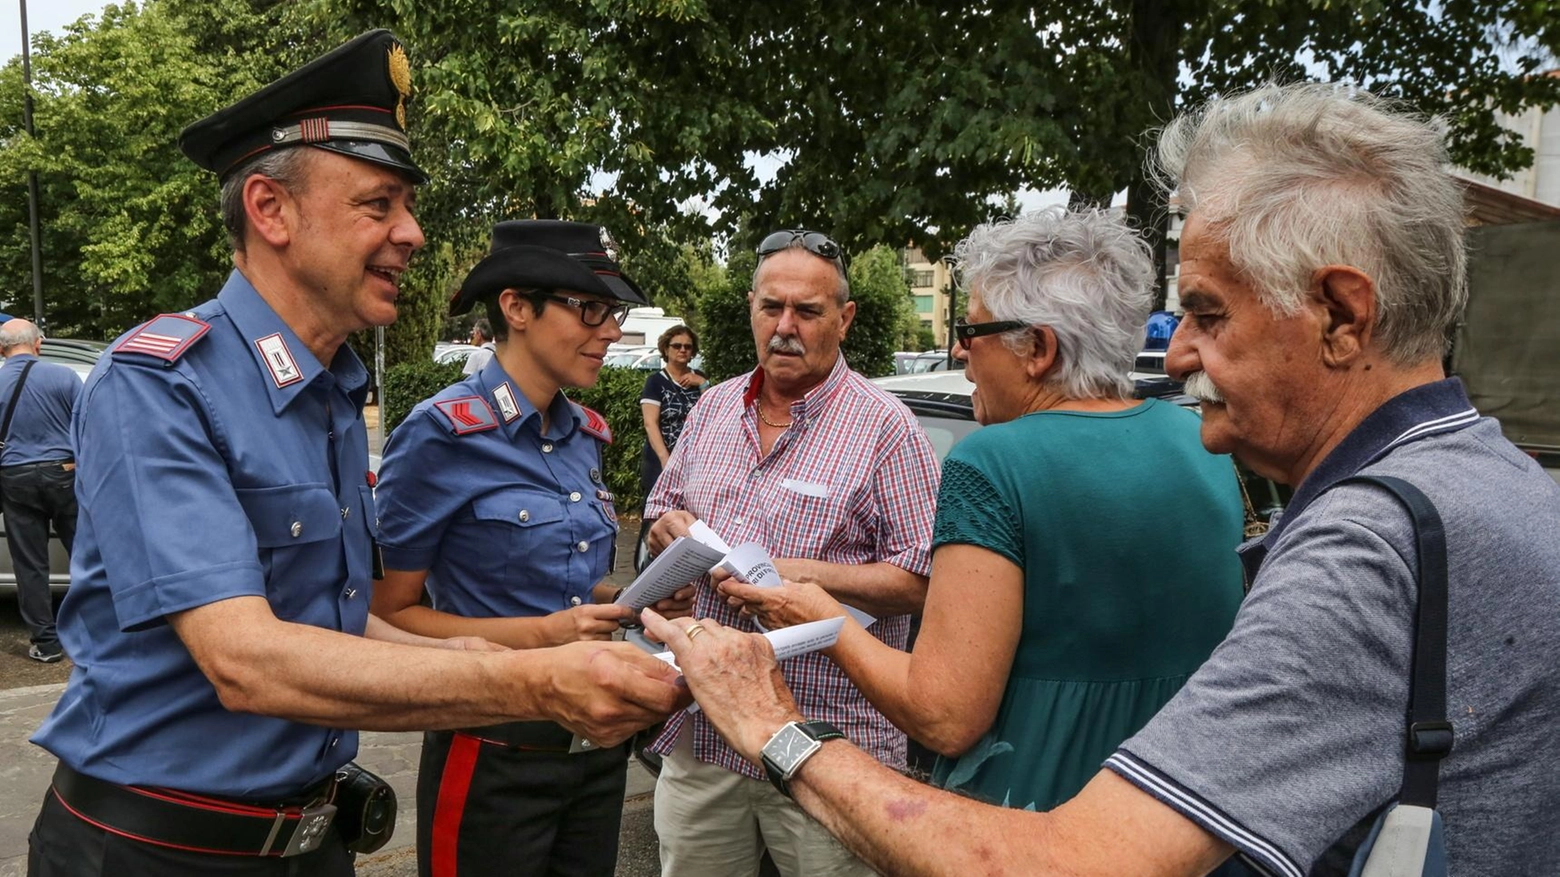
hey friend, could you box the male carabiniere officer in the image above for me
[27,30,681,877]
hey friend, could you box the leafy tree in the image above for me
[845,245,915,377]
[0,0,290,336]
[697,249,758,384]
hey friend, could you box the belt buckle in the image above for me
[275,801,338,857]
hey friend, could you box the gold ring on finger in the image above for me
[685,623,708,641]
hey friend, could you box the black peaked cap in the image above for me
[178,29,427,183]
[450,220,650,315]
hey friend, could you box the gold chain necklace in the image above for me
[757,404,793,429]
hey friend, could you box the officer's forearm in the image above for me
[375,602,572,651]
[170,596,570,729]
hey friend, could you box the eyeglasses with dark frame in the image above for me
[953,317,1028,350]
[756,229,849,269]
[537,292,632,328]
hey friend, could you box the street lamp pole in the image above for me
[19,0,45,327]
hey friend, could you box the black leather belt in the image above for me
[1,459,72,471]
[51,763,339,857]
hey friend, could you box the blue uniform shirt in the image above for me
[376,356,617,618]
[33,271,375,799]
[0,354,81,465]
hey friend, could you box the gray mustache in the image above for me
[768,336,805,355]
[1182,371,1224,404]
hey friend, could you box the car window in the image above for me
[910,413,980,461]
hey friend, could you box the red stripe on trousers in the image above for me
[431,734,483,877]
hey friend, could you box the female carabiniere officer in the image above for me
[373,221,687,877]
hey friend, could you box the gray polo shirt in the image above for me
[1108,380,1560,876]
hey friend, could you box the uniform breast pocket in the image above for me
[234,483,344,619]
[469,488,567,568]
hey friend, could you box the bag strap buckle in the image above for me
[1407,720,1454,760]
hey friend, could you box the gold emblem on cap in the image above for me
[387,43,412,129]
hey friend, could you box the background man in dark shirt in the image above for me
[0,318,82,663]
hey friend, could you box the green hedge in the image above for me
[381,359,465,437]
[380,358,653,515]
[565,366,653,515]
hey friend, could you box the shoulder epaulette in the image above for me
[433,395,499,435]
[111,313,211,362]
[575,403,613,443]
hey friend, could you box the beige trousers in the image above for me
[654,731,875,877]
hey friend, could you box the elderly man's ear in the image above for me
[1310,265,1377,368]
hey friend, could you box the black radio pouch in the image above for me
[333,762,397,855]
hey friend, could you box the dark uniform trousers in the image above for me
[27,788,355,877]
[2,461,76,648]
[417,727,628,877]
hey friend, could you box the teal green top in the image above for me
[930,398,1244,811]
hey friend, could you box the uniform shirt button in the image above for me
[344,588,357,599]
[290,521,303,538]
[518,510,530,523]
[576,541,589,553]
[570,596,583,607]
[341,507,350,519]
[569,491,582,502]
[542,443,554,454]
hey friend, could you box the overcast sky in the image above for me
[0,0,109,66]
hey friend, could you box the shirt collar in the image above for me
[1239,378,1480,578]
[475,355,578,440]
[742,354,851,425]
[218,270,368,414]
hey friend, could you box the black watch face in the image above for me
[778,726,815,765]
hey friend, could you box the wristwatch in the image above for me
[760,720,846,798]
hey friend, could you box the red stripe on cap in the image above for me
[431,734,483,877]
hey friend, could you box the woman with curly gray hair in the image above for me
[722,207,1245,812]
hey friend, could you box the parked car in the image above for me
[39,338,108,382]
[604,345,658,369]
[871,369,1288,521]
[905,350,962,374]
[434,343,478,367]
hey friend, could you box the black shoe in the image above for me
[27,643,63,664]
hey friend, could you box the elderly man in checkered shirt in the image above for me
[643,228,941,877]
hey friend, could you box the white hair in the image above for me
[1154,82,1467,365]
[953,208,1153,400]
[0,322,40,351]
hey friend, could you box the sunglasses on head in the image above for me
[953,317,1027,350]
[756,229,848,269]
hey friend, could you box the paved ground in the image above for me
[0,507,666,877]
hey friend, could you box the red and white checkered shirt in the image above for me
[646,356,941,777]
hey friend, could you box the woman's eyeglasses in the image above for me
[953,318,1027,350]
[668,342,695,351]
[756,229,848,269]
[539,293,631,328]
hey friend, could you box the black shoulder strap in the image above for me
[0,359,38,451]
[1342,474,1451,809]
